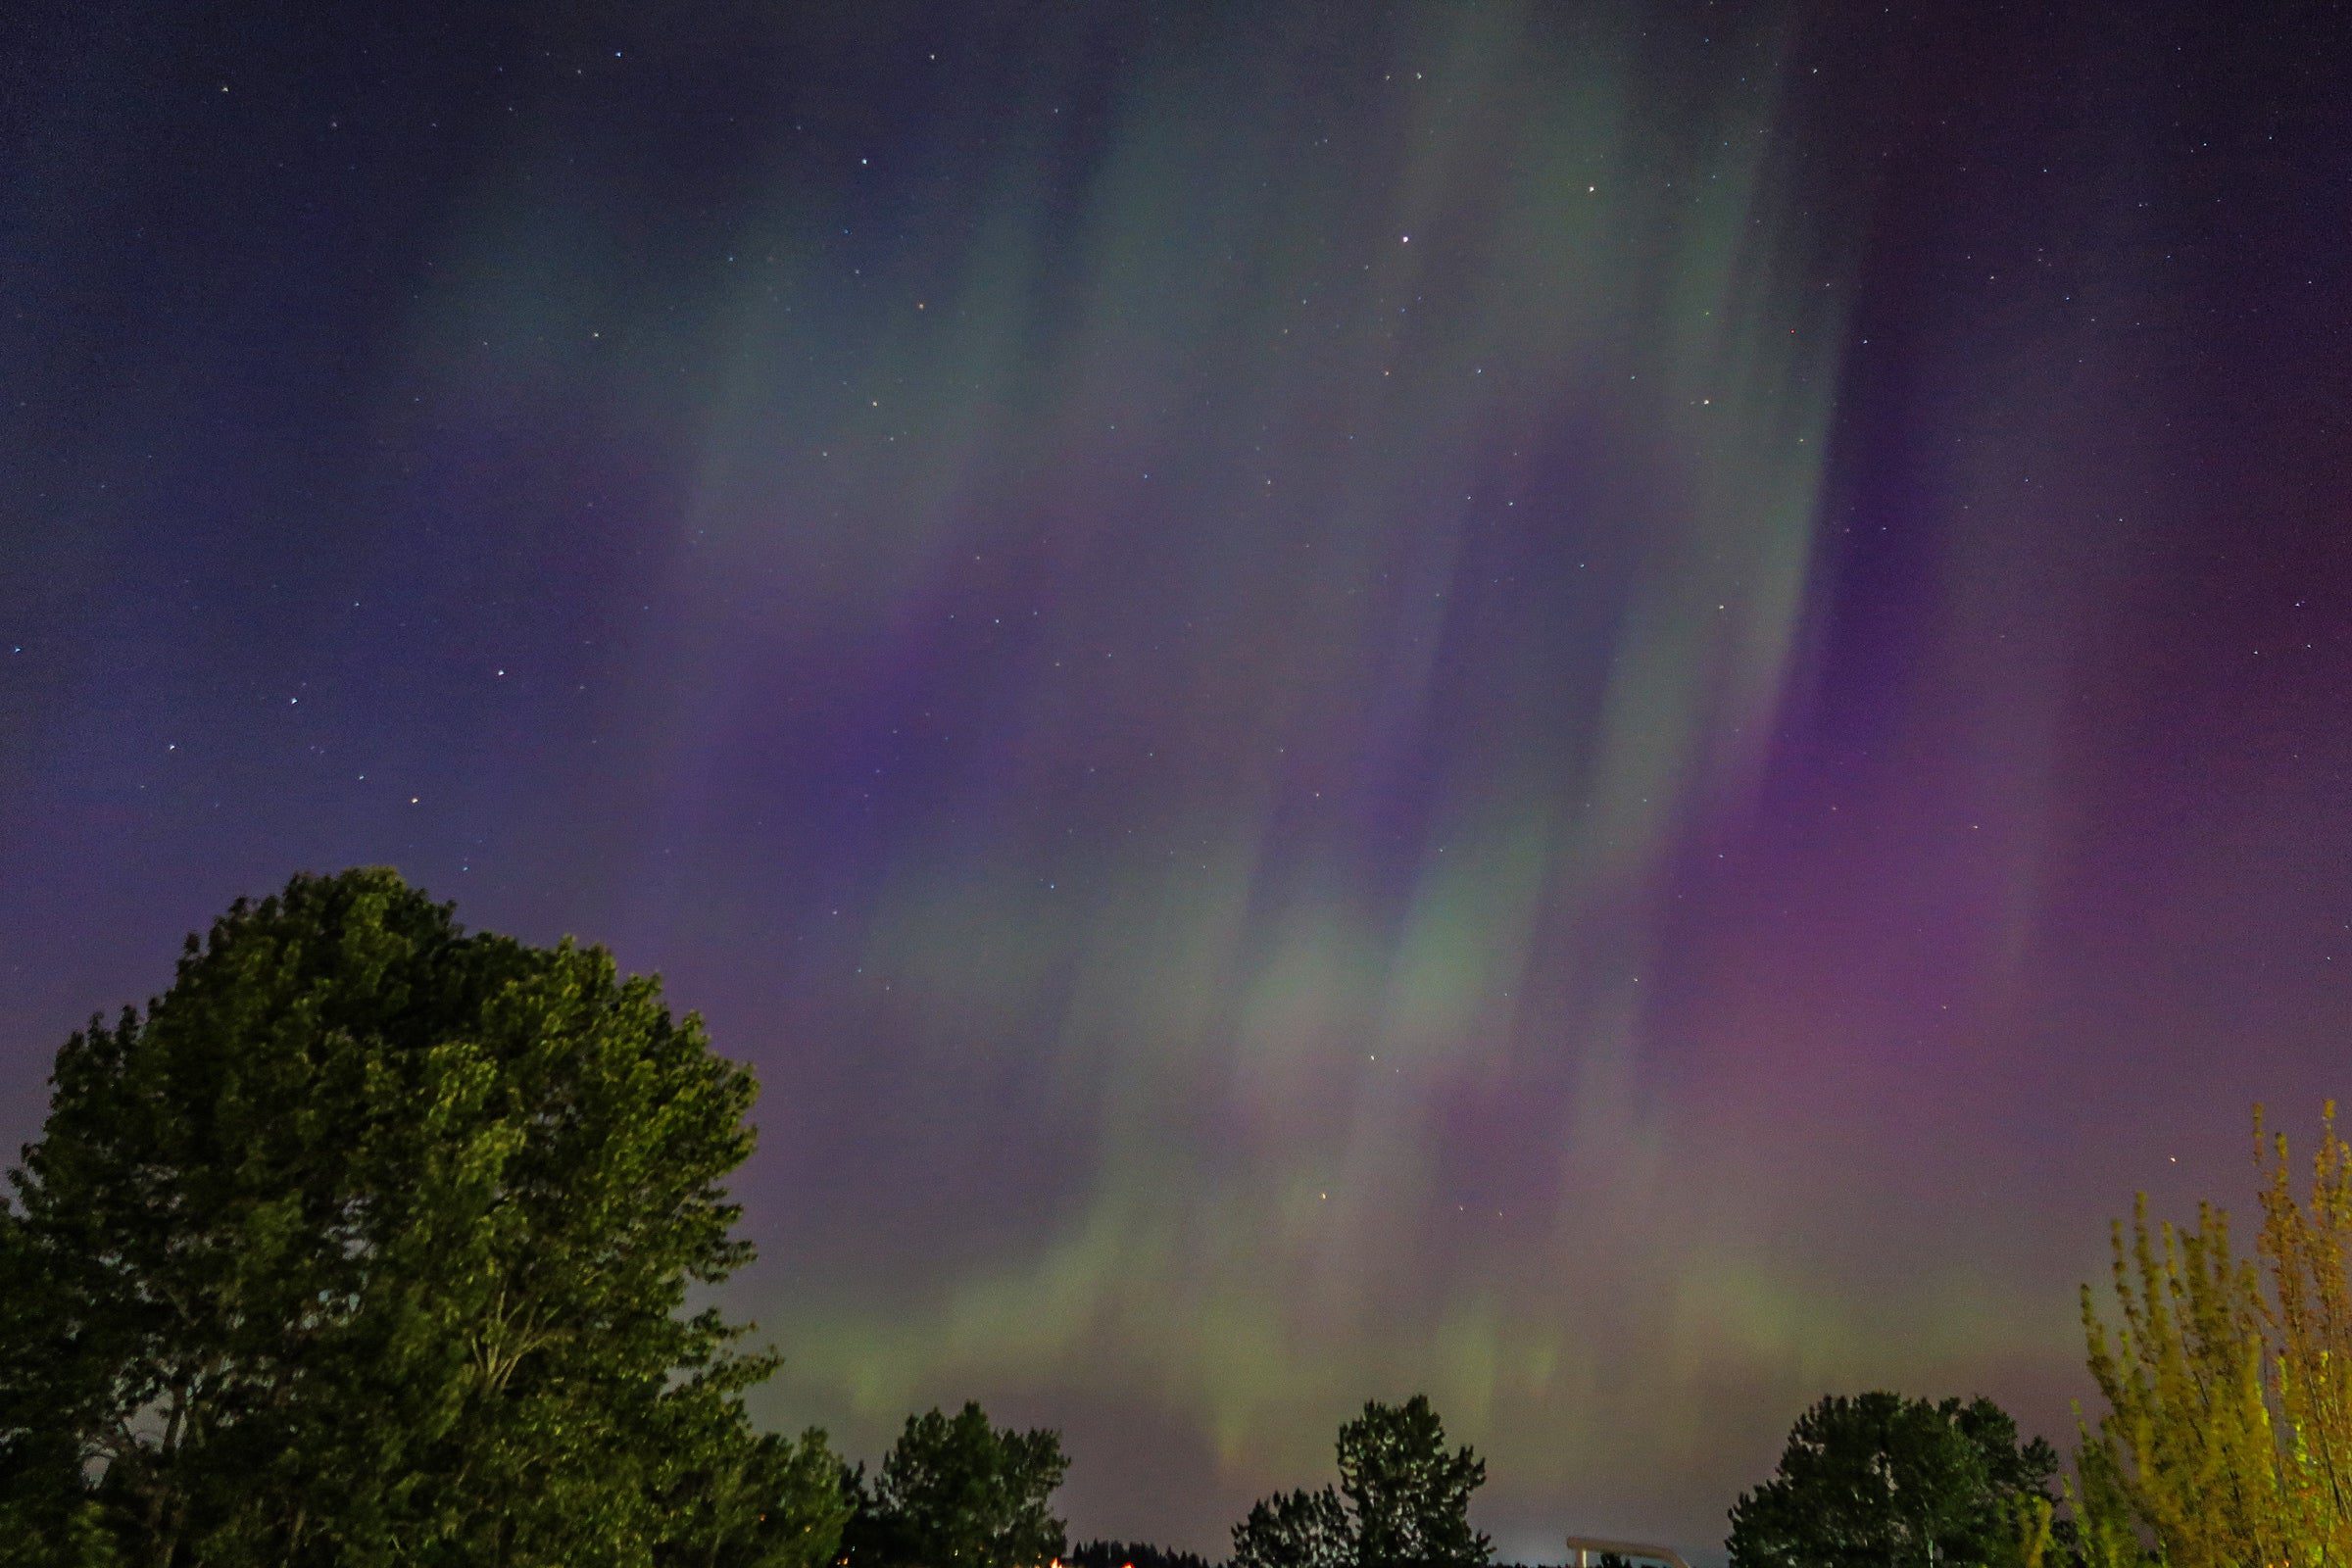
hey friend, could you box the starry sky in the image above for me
[4,0,2350,1558]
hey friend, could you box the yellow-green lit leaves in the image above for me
[2078,1105,2352,1567]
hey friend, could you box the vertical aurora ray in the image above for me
[601,1,1883,1537]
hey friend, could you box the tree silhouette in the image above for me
[847,1401,1070,1568]
[1727,1392,2062,1568]
[1233,1396,1491,1568]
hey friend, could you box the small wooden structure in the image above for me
[1561,1537,1691,1568]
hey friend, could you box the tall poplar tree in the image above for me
[2078,1103,2352,1567]
[0,868,849,1568]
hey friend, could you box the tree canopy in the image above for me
[1725,1392,2062,1568]
[0,868,848,1568]
[846,1401,1071,1568]
[1232,1396,1492,1568]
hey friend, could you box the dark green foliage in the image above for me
[1067,1540,1213,1568]
[1725,1392,2067,1568]
[0,868,851,1568]
[1341,1396,1490,1568]
[662,1428,858,1568]
[846,1401,1070,1568]
[1232,1396,1492,1568]
[1232,1487,1353,1568]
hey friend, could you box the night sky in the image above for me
[5,0,2350,1558]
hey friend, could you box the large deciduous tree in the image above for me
[0,868,848,1568]
[1725,1392,2063,1568]
[845,1401,1070,1568]
[1232,1396,1491,1568]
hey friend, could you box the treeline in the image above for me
[1067,1542,1215,1568]
[4,871,2349,1566]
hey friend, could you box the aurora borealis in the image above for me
[4,0,2349,1559]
